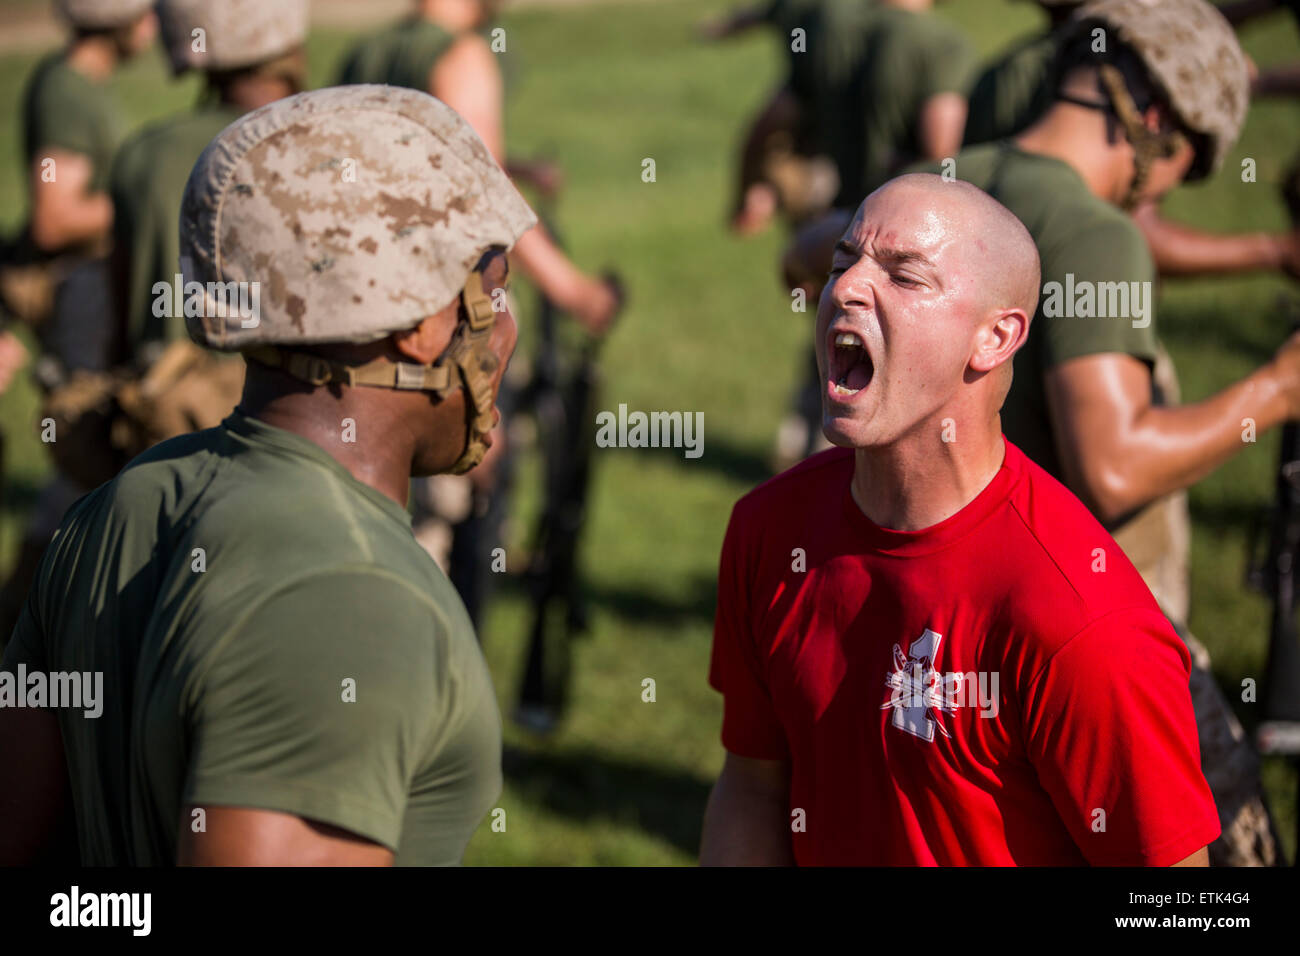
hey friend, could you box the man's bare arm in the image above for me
[700,752,794,865]
[1172,847,1209,867]
[916,93,968,165]
[1132,201,1298,279]
[28,149,113,252]
[177,806,394,866]
[1044,346,1299,525]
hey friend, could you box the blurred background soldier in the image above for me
[112,0,310,365]
[702,0,842,236]
[0,0,158,640]
[965,0,1300,279]
[338,0,622,627]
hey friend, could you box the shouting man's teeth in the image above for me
[831,330,873,397]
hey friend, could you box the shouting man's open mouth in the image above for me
[827,328,875,401]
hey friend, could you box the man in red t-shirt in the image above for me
[701,173,1219,866]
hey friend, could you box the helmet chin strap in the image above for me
[1095,64,1188,212]
[243,268,502,475]
[1057,64,1190,211]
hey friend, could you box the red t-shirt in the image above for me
[709,440,1219,866]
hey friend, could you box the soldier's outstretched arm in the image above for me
[1045,344,1300,524]
[1132,201,1300,279]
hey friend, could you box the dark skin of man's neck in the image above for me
[237,352,470,510]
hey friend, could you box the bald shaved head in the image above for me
[881,173,1041,321]
[815,172,1041,452]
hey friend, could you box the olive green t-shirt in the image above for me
[2,412,502,866]
[23,53,124,194]
[804,3,975,207]
[337,16,457,90]
[110,106,243,361]
[915,141,1159,480]
[963,29,1063,147]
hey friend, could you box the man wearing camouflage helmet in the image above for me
[110,0,310,365]
[964,0,1300,279]
[0,0,158,646]
[0,84,534,866]
[924,0,1294,865]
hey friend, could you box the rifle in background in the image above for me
[511,197,623,734]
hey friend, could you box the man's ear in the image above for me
[970,309,1029,374]
[391,302,458,364]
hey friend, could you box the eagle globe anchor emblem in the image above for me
[883,628,962,742]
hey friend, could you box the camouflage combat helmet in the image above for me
[179,85,537,473]
[1075,0,1249,183]
[157,0,309,75]
[54,0,153,29]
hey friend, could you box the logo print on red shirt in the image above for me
[883,628,960,742]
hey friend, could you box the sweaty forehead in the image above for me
[850,181,976,257]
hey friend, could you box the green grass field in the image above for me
[1,0,1298,865]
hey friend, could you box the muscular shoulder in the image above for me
[430,31,497,89]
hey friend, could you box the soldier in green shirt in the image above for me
[0,0,158,653]
[0,84,536,866]
[964,0,1300,280]
[805,0,975,209]
[111,0,309,365]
